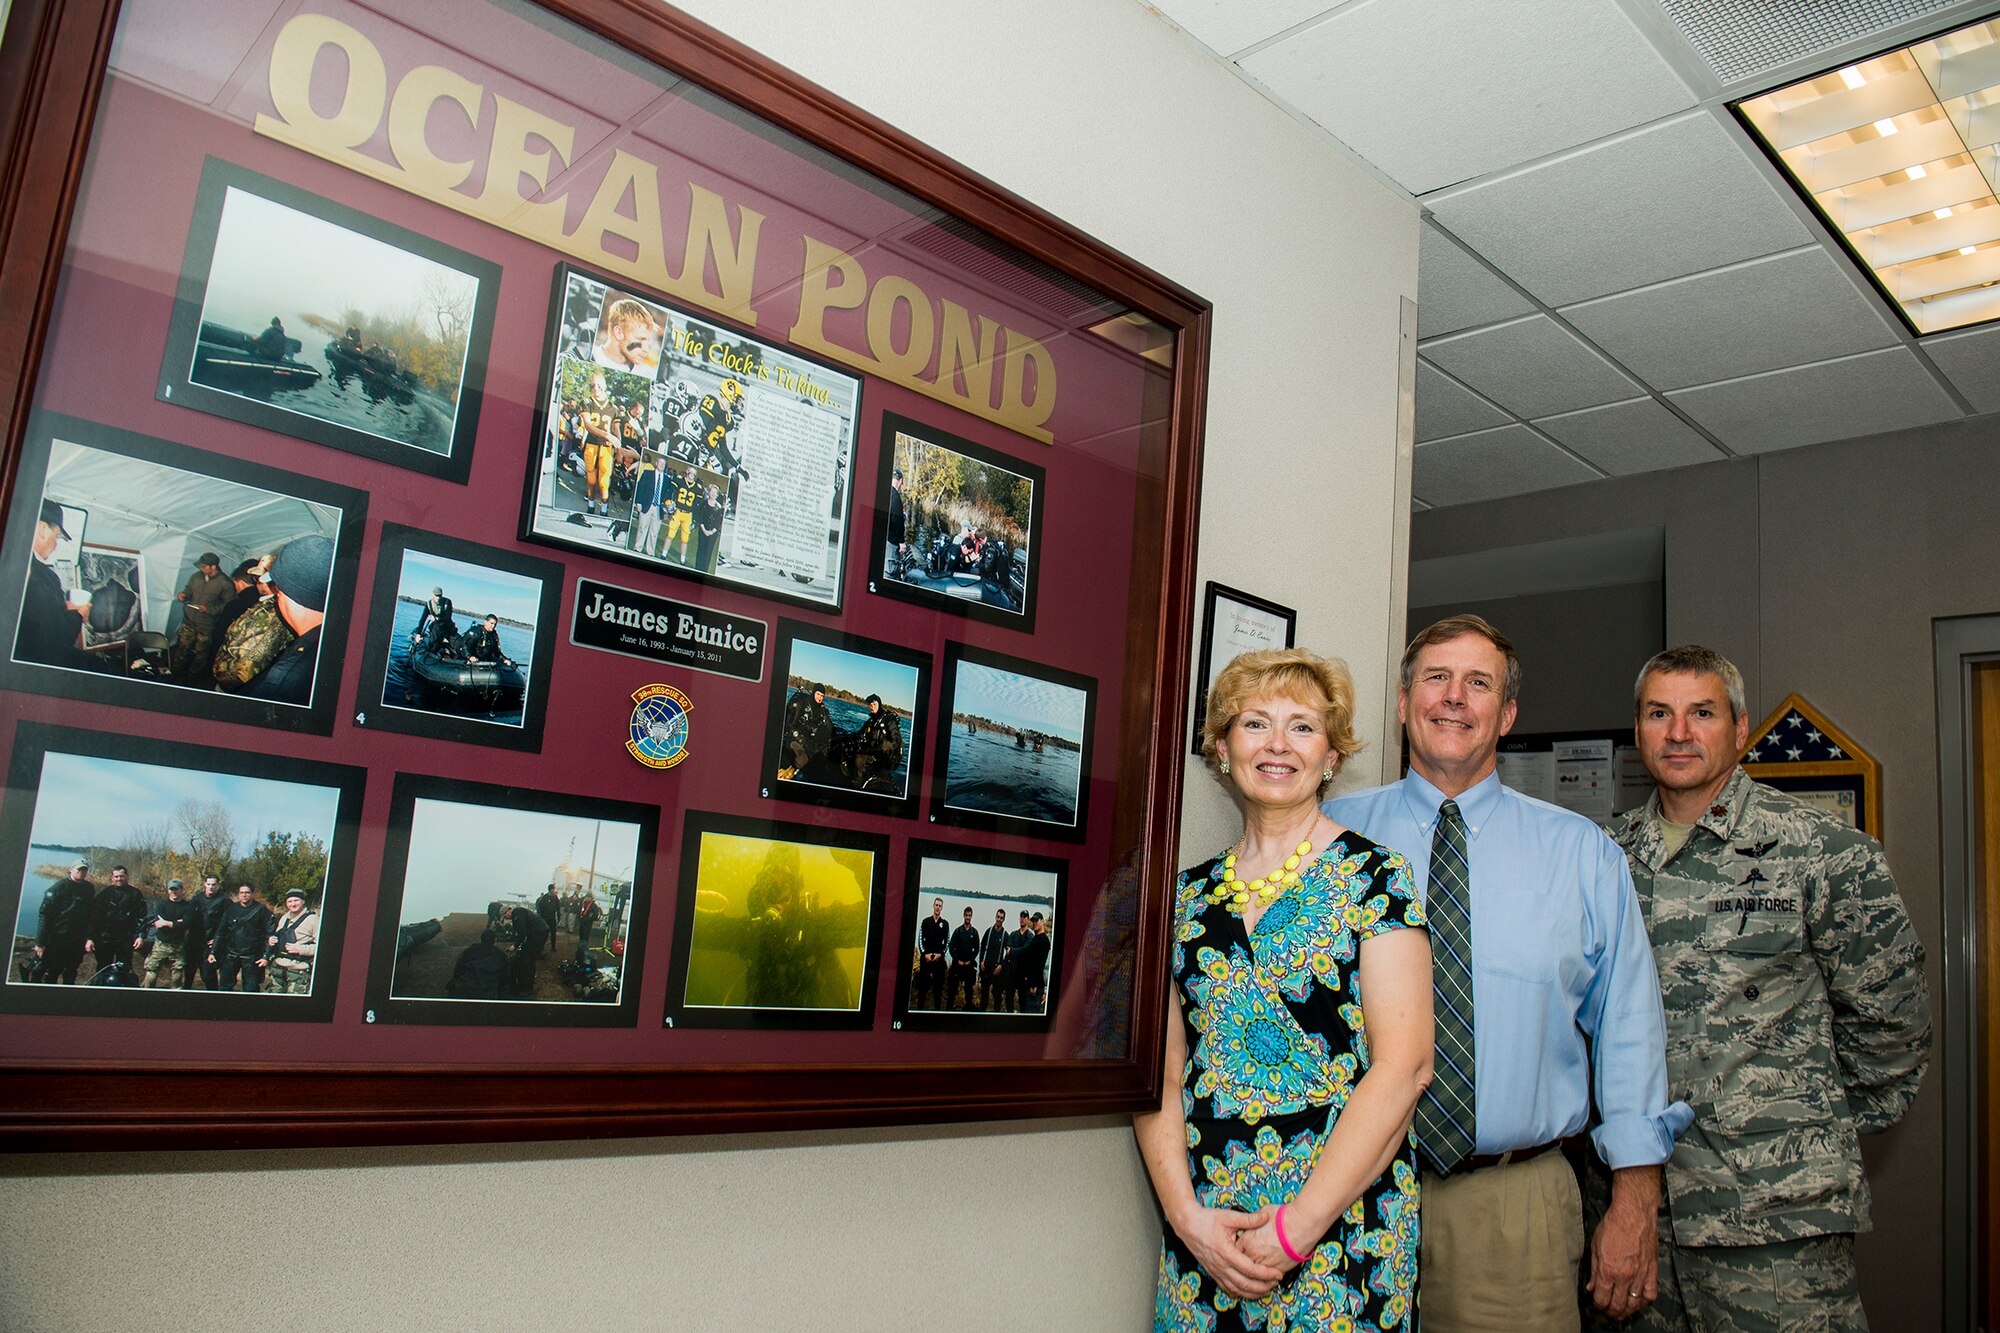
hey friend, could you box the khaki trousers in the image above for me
[1422,1149,1585,1332]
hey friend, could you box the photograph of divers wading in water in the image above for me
[932,644,1096,843]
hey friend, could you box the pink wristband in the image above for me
[1274,1203,1310,1263]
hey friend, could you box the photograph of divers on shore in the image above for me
[0,723,361,1022]
[366,775,654,1028]
[352,526,563,752]
[160,158,498,481]
[891,841,1065,1033]
[869,412,1043,633]
[761,619,930,817]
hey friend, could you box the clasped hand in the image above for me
[1177,1204,1286,1300]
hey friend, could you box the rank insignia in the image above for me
[626,683,692,769]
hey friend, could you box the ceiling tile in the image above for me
[1532,397,1726,475]
[1421,316,1640,419]
[1239,0,1693,194]
[1921,323,2000,414]
[1417,360,1513,442]
[1418,222,1535,338]
[1427,113,1812,306]
[1561,248,1900,390]
[1144,0,1342,57]
[1665,349,1961,453]
[1414,425,1604,507]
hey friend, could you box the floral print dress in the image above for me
[1156,831,1425,1332]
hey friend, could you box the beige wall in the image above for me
[0,1,1419,1327]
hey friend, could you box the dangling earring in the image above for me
[1219,759,1230,775]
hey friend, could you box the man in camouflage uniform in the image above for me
[264,889,317,995]
[1600,645,1929,1331]
[210,561,294,690]
[170,551,233,684]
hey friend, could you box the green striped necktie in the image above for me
[1414,797,1476,1174]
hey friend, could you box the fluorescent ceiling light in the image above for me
[1737,17,2000,335]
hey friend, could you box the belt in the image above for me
[1457,1137,1565,1174]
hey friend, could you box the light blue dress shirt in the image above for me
[1326,768,1692,1169]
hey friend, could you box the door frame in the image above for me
[1934,614,2000,1333]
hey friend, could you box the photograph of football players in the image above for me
[527,266,860,612]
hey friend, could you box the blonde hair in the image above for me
[1202,647,1365,778]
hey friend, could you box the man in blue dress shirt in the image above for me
[1325,615,1690,1330]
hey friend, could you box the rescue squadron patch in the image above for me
[627,683,692,769]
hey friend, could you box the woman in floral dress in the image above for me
[1138,648,1434,1331]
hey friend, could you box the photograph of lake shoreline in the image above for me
[0,723,362,1021]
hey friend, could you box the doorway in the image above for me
[1935,616,2000,1333]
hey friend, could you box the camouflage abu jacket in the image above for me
[1612,767,1929,1247]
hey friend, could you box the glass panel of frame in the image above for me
[0,0,1207,1148]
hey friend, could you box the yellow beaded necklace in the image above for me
[1207,838,1314,914]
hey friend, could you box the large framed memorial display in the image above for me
[0,0,1209,1150]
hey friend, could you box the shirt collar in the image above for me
[1397,766,1504,841]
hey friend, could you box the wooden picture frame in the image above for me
[0,0,1209,1150]
[1190,582,1297,755]
[1742,693,1883,839]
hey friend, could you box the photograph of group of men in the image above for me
[528,268,860,608]
[898,847,1062,1024]
[6,742,343,1002]
[379,789,643,1016]
[6,426,354,722]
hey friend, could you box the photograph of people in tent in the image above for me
[0,412,364,735]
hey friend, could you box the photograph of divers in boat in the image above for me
[931,644,1096,844]
[759,619,930,818]
[0,723,363,1023]
[0,411,366,736]
[525,265,862,612]
[868,413,1044,634]
[352,526,563,753]
[890,841,1066,1034]
[663,811,888,1031]
[364,775,654,1028]
[159,159,498,483]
